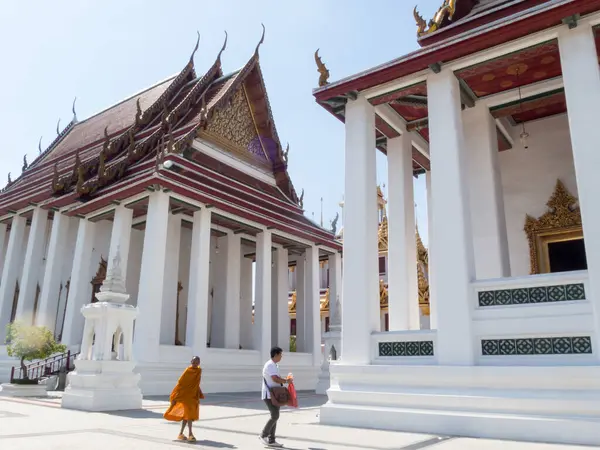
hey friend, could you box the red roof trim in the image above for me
[419,0,552,46]
[161,170,335,242]
[314,0,598,101]
[158,178,341,249]
[165,155,302,215]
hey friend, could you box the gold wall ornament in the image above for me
[202,87,260,160]
[524,179,583,274]
[90,257,107,303]
[314,49,330,87]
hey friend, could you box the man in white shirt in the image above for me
[260,346,292,448]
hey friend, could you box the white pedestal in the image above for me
[61,359,142,411]
[316,330,341,395]
[0,383,47,397]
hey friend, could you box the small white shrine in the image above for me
[62,248,142,411]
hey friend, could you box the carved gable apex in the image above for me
[200,87,270,169]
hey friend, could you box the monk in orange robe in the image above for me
[164,356,204,441]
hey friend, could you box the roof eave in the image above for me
[313,0,589,102]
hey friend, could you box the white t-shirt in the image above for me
[261,359,280,400]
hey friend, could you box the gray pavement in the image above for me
[0,392,595,449]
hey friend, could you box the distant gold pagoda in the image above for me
[375,186,430,318]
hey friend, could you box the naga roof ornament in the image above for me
[189,31,200,64]
[299,188,305,209]
[283,143,289,163]
[22,155,28,172]
[216,31,228,67]
[38,136,43,155]
[56,118,61,136]
[254,23,266,57]
[314,49,330,87]
[72,97,78,123]
[414,0,457,37]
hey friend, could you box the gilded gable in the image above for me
[200,87,269,167]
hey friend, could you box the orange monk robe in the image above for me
[164,366,205,422]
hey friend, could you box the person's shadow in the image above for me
[173,439,236,448]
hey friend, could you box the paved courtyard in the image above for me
[0,392,595,449]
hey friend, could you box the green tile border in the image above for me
[481,336,592,356]
[478,283,585,307]
[378,340,434,357]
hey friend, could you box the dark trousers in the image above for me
[261,399,280,442]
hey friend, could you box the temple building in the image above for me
[314,0,600,446]
[0,30,341,394]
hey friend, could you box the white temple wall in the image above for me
[0,226,8,275]
[497,114,577,277]
[177,225,192,345]
[126,228,144,307]
[53,219,78,335]
[88,221,112,302]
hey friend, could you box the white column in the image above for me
[273,248,290,351]
[328,252,342,326]
[295,255,306,352]
[37,213,72,330]
[425,170,436,329]
[0,216,27,331]
[16,208,48,324]
[558,23,600,351]
[0,223,8,276]
[341,95,379,365]
[160,214,182,345]
[62,219,96,346]
[427,68,475,365]
[387,133,419,330]
[133,192,170,362]
[305,245,321,365]
[224,233,241,349]
[464,104,510,279]
[186,207,212,356]
[106,205,133,280]
[253,230,272,361]
[240,256,254,349]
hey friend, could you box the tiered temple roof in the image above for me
[0,30,340,249]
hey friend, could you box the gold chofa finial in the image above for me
[414,1,458,37]
[314,49,330,87]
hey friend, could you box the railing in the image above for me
[10,350,79,383]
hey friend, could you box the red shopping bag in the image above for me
[287,382,298,408]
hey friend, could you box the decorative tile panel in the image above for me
[481,336,592,356]
[477,283,585,307]
[378,340,434,357]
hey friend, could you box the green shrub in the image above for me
[5,322,66,379]
[289,335,296,353]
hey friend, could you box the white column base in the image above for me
[321,364,600,447]
[0,383,47,398]
[61,359,142,411]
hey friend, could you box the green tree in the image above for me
[289,335,297,353]
[5,322,66,379]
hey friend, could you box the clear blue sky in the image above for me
[0,0,441,245]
